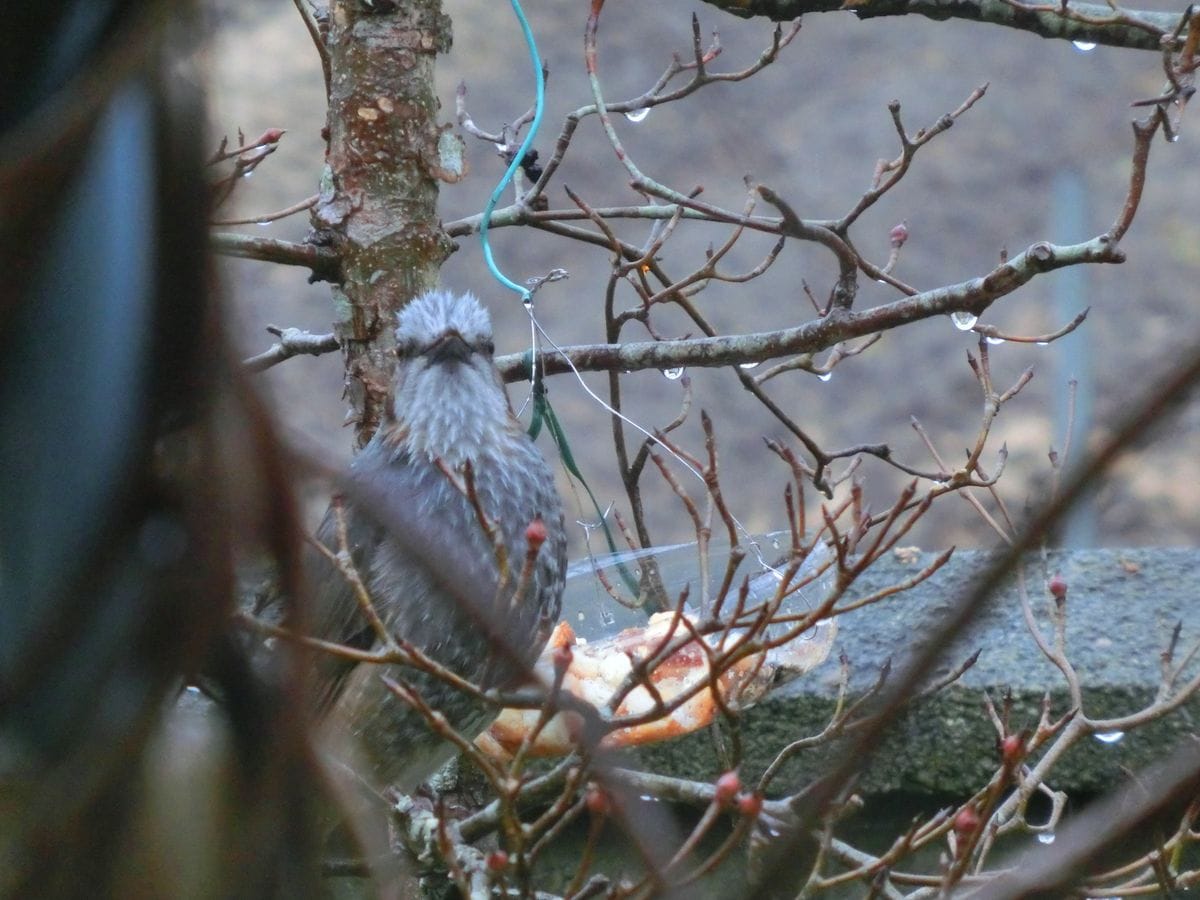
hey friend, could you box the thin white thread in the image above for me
[524,307,774,570]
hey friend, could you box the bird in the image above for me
[304,289,567,814]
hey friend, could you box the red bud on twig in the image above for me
[715,771,741,807]
[526,517,548,552]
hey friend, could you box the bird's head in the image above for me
[388,290,514,463]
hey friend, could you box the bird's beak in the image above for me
[428,330,473,366]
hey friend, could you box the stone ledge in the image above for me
[632,548,1200,796]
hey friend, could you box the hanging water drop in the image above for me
[624,107,651,123]
[256,219,273,227]
[1094,730,1125,744]
[739,361,761,370]
[522,296,534,311]
[662,367,685,380]
[1037,832,1056,845]
[818,372,833,383]
[986,336,1006,345]
[1036,341,1050,347]
[950,311,978,331]
[1168,132,1181,143]
[1071,40,1097,52]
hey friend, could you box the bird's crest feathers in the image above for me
[396,290,493,348]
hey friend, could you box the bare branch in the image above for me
[211,232,341,282]
[243,327,339,374]
[696,0,1186,52]
[496,235,1121,381]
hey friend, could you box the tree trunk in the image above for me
[315,0,464,446]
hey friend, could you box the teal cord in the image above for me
[480,0,546,302]
[489,2,639,599]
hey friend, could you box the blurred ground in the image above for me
[204,0,1200,554]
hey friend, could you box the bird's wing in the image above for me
[305,497,387,710]
[304,442,509,706]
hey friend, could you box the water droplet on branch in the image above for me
[739,361,760,370]
[662,367,685,380]
[1071,40,1097,52]
[818,372,833,383]
[1037,832,1056,845]
[986,336,1006,345]
[1094,730,1125,744]
[624,107,651,123]
[950,311,978,331]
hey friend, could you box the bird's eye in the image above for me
[481,339,495,356]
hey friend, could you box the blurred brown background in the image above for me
[206,0,1200,553]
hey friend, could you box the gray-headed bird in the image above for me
[305,289,566,811]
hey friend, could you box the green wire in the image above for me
[528,372,641,596]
